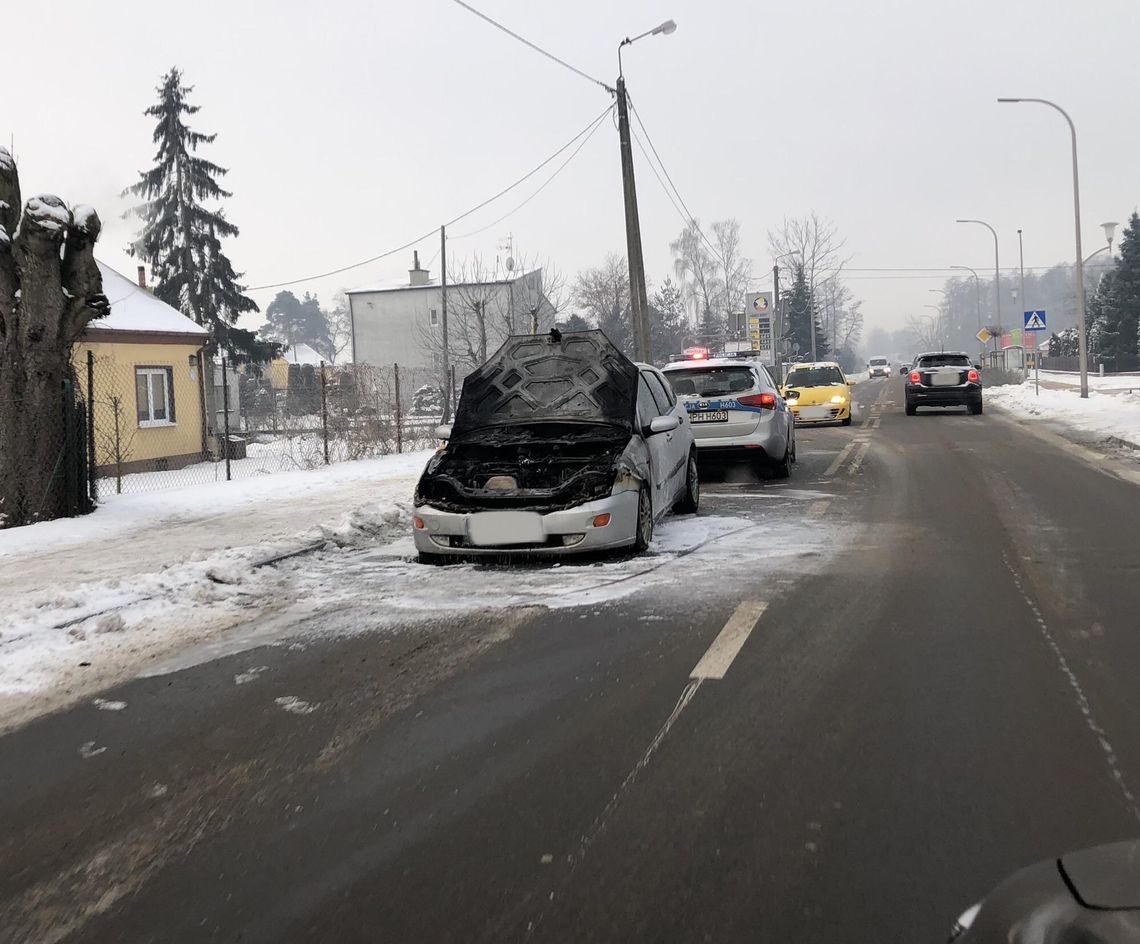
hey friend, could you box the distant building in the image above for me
[347,252,555,373]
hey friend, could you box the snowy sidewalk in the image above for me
[986,381,1140,452]
[0,452,431,730]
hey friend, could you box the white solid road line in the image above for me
[690,601,769,680]
[824,442,855,477]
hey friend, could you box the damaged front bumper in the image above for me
[413,490,639,557]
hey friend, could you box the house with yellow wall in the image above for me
[73,262,210,475]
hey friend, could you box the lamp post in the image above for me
[956,219,1001,348]
[616,18,676,362]
[950,265,983,339]
[1083,220,1119,266]
[998,97,1088,397]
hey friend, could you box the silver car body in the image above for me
[660,357,794,464]
[413,361,694,558]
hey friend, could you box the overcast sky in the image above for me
[6,0,1139,337]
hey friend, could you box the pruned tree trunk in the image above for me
[0,149,108,528]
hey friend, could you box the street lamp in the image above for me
[998,97,1088,397]
[956,219,1002,341]
[1083,220,1119,265]
[615,19,677,362]
[950,265,984,336]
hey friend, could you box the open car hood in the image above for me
[452,330,638,438]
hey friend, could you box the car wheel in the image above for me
[841,412,852,427]
[771,440,792,479]
[790,430,797,464]
[970,398,984,415]
[905,402,917,416]
[634,485,653,552]
[673,450,700,514]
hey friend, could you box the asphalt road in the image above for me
[5,375,1140,943]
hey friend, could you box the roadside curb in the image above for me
[989,405,1140,489]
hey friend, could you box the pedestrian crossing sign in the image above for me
[1023,310,1047,331]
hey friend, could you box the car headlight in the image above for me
[787,398,798,406]
[830,394,846,404]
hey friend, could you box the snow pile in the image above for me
[987,381,1140,450]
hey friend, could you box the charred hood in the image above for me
[451,330,638,437]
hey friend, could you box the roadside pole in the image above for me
[440,225,451,422]
[772,264,782,385]
[221,356,232,482]
[1018,230,1028,383]
[615,76,651,362]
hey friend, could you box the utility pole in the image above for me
[772,264,782,385]
[440,225,451,422]
[615,75,651,362]
[1018,228,1027,379]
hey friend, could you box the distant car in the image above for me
[413,329,698,562]
[781,362,855,427]
[904,352,982,415]
[661,356,796,477]
[868,356,891,378]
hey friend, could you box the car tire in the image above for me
[905,402,917,416]
[771,441,792,479]
[673,450,700,514]
[841,413,852,427]
[970,398,984,415]
[634,485,653,552]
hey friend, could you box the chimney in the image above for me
[408,250,430,286]
[136,265,147,289]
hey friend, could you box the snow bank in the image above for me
[986,381,1140,450]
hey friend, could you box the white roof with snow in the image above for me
[88,262,209,338]
[279,343,324,365]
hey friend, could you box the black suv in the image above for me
[904,352,982,415]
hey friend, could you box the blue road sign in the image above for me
[1024,310,1047,331]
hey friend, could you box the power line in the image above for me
[626,96,724,265]
[448,0,612,93]
[453,105,613,239]
[248,105,613,291]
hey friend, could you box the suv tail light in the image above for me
[908,370,922,384]
[738,392,777,409]
[967,369,979,382]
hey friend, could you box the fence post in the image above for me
[62,378,77,517]
[222,356,232,481]
[86,350,98,504]
[450,365,457,415]
[394,362,403,454]
[319,360,330,465]
[112,397,123,494]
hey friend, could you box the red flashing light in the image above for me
[968,369,979,383]
[688,350,708,360]
[908,370,921,385]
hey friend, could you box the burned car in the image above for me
[413,329,699,562]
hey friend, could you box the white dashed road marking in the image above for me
[690,601,768,680]
[824,443,855,477]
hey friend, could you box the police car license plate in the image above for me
[690,410,729,424]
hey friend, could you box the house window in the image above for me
[135,367,176,427]
[430,309,439,327]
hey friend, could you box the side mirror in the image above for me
[434,424,452,440]
[648,415,680,435]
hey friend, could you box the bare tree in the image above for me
[670,220,723,329]
[768,213,851,356]
[0,151,109,528]
[816,276,864,362]
[573,253,632,354]
[320,290,353,364]
[904,313,943,352]
[710,219,753,329]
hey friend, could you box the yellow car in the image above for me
[782,362,855,426]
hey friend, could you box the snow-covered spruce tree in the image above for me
[124,68,273,362]
[0,149,108,527]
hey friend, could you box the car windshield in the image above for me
[665,366,756,397]
[869,358,887,366]
[917,354,971,368]
[786,367,845,387]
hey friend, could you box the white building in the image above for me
[347,252,555,372]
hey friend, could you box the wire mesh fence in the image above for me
[76,352,447,498]
[0,376,93,529]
